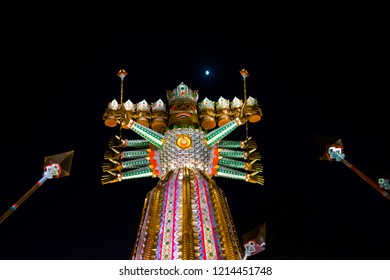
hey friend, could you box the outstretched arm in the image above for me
[218,137,257,150]
[103,157,151,173]
[214,166,264,185]
[218,148,260,161]
[102,166,154,185]
[204,100,258,146]
[218,157,263,173]
[204,117,245,146]
[109,137,151,149]
[124,119,165,148]
[104,148,150,161]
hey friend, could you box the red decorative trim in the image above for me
[148,150,160,176]
[128,119,135,129]
[234,117,243,126]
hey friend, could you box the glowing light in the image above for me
[205,70,210,75]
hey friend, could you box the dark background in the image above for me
[0,6,389,260]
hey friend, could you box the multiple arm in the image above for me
[102,100,264,185]
[125,119,165,148]
[213,137,264,185]
[214,166,264,185]
[101,117,165,185]
[101,136,156,185]
[204,117,244,146]
[218,137,257,150]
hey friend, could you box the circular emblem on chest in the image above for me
[176,135,192,149]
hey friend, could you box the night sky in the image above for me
[1,6,389,260]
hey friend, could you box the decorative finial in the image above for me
[240,68,249,79]
[116,69,128,80]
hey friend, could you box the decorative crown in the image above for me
[216,96,230,110]
[107,99,119,110]
[123,99,136,111]
[230,97,243,109]
[137,99,150,111]
[246,96,258,106]
[166,82,199,105]
[198,97,215,111]
[151,99,166,111]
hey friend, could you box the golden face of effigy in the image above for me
[168,101,200,129]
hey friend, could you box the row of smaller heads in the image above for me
[106,96,259,112]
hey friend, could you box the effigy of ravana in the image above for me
[101,69,264,260]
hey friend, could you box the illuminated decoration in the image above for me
[320,138,390,200]
[101,69,265,260]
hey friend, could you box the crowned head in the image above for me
[166,82,199,105]
[166,82,200,129]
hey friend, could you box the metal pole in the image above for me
[0,175,49,224]
[117,69,127,140]
[240,69,250,156]
[341,158,390,200]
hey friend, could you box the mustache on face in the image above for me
[176,113,191,118]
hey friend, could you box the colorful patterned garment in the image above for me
[130,128,244,260]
